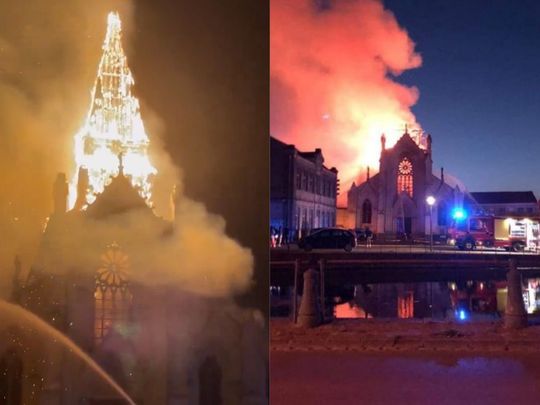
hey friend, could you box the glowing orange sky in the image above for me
[271,0,423,204]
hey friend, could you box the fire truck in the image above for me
[449,215,540,252]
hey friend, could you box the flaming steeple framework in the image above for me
[70,11,157,208]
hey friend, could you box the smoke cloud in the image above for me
[0,3,262,401]
[0,1,252,298]
[271,0,423,202]
[0,0,130,293]
[36,196,253,296]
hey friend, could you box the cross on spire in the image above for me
[118,153,124,175]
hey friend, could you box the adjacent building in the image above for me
[270,136,338,239]
[470,191,539,217]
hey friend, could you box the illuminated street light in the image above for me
[426,196,436,251]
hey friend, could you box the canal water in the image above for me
[271,277,540,321]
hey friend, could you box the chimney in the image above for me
[366,166,370,182]
[380,133,386,150]
[53,173,68,214]
[74,167,89,210]
[440,167,444,183]
[427,134,432,154]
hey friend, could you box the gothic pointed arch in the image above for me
[362,199,372,224]
[199,355,222,405]
[397,157,413,197]
[437,200,447,226]
[94,242,133,344]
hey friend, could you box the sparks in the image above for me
[69,11,157,209]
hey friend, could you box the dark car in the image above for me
[298,228,357,252]
[456,233,476,251]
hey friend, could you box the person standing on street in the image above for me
[366,226,373,248]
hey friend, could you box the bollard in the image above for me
[505,259,527,329]
[297,268,322,328]
[291,259,299,324]
[319,259,326,322]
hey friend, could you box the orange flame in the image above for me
[69,12,157,209]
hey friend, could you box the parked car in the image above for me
[298,228,357,252]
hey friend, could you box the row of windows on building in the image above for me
[486,207,536,215]
[296,170,336,198]
[296,206,335,230]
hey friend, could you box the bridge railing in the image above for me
[271,242,540,256]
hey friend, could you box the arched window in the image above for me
[362,199,372,224]
[94,243,132,344]
[397,157,413,197]
[438,201,447,226]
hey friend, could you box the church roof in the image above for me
[470,191,538,205]
[85,171,152,219]
[350,172,380,194]
[390,131,424,153]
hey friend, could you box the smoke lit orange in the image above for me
[271,0,424,200]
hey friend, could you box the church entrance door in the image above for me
[404,217,412,236]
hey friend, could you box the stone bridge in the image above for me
[271,250,540,286]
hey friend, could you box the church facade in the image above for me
[1,11,266,405]
[2,168,266,405]
[346,131,473,238]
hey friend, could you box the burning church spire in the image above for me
[69,11,157,208]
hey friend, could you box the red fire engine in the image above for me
[449,214,540,251]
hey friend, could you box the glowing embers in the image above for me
[94,242,132,344]
[70,11,157,209]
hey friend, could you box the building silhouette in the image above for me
[270,136,338,240]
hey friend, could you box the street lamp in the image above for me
[426,196,436,251]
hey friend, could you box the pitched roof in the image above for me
[470,191,538,205]
[297,151,320,160]
[270,136,337,173]
[270,136,291,150]
[85,172,152,219]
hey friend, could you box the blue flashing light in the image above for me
[452,208,466,220]
[458,310,467,321]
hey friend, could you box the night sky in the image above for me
[385,0,540,198]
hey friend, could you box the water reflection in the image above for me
[270,277,540,320]
[524,278,540,314]
[335,280,507,320]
